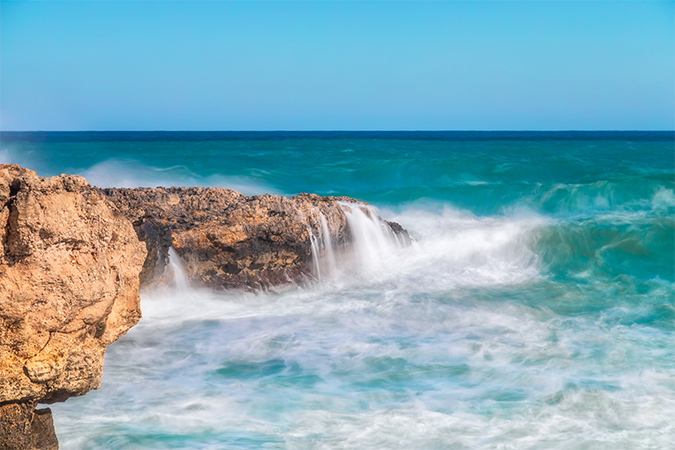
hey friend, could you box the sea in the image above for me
[1,131,674,449]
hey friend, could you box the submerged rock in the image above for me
[97,187,411,291]
[0,164,146,448]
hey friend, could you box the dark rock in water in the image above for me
[0,403,58,450]
[0,164,146,448]
[96,187,411,290]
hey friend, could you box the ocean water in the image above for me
[1,131,674,449]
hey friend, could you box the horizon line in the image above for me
[1,129,673,133]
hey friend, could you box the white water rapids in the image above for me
[51,205,674,449]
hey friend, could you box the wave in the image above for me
[514,175,675,217]
[0,152,285,196]
[4,143,672,219]
[79,159,286,196]
[0,147,36,169]
[151,197,672,304]
[386,207,545,291]
[537,212,674,284]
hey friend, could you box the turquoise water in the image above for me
[2,131,674,449]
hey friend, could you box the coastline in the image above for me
[0,164,409,448]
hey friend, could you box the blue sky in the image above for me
[1,1,673,131]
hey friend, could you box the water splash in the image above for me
[306,209,339,281]
[319,212,337,276]
[308,224,323,280]
[306,202,405,282]
[339,202,402,275]
[167,247,189,291]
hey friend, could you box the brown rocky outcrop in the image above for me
[0,403,58,450]
[97,187,410,291]
[0,164,146,449]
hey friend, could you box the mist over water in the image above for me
[2,132,673,448]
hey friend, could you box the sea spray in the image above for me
[319,212,338,277]
[339,202,401,275]
[307,223,323,280]
[306,203,407,282]
[168,247,190,291]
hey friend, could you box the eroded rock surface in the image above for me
[0,164,146,448]
[97,187,410,290]
[0,403,58,450]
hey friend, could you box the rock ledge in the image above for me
[97,187,410,291]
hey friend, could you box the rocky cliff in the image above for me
[97,187,410,291]
[0,164,410,448]
[0,165,146,449]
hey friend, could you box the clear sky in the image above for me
[0,1,673,131]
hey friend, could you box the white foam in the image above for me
[370,206,546,292]
[80,159,285,196]
[167,247,189,291]
[52,281,675,449]
[652,188,675,208]
[306,202,409,284]
[340,202,400,275]
[301,202,546,295]
[319,212,338,276]
[308,225,323,279]
[0,147,37,170]
[51,204,675,449]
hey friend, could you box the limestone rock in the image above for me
[0,164,146,447]
[97,187,410,290]
[0,403,58,450]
